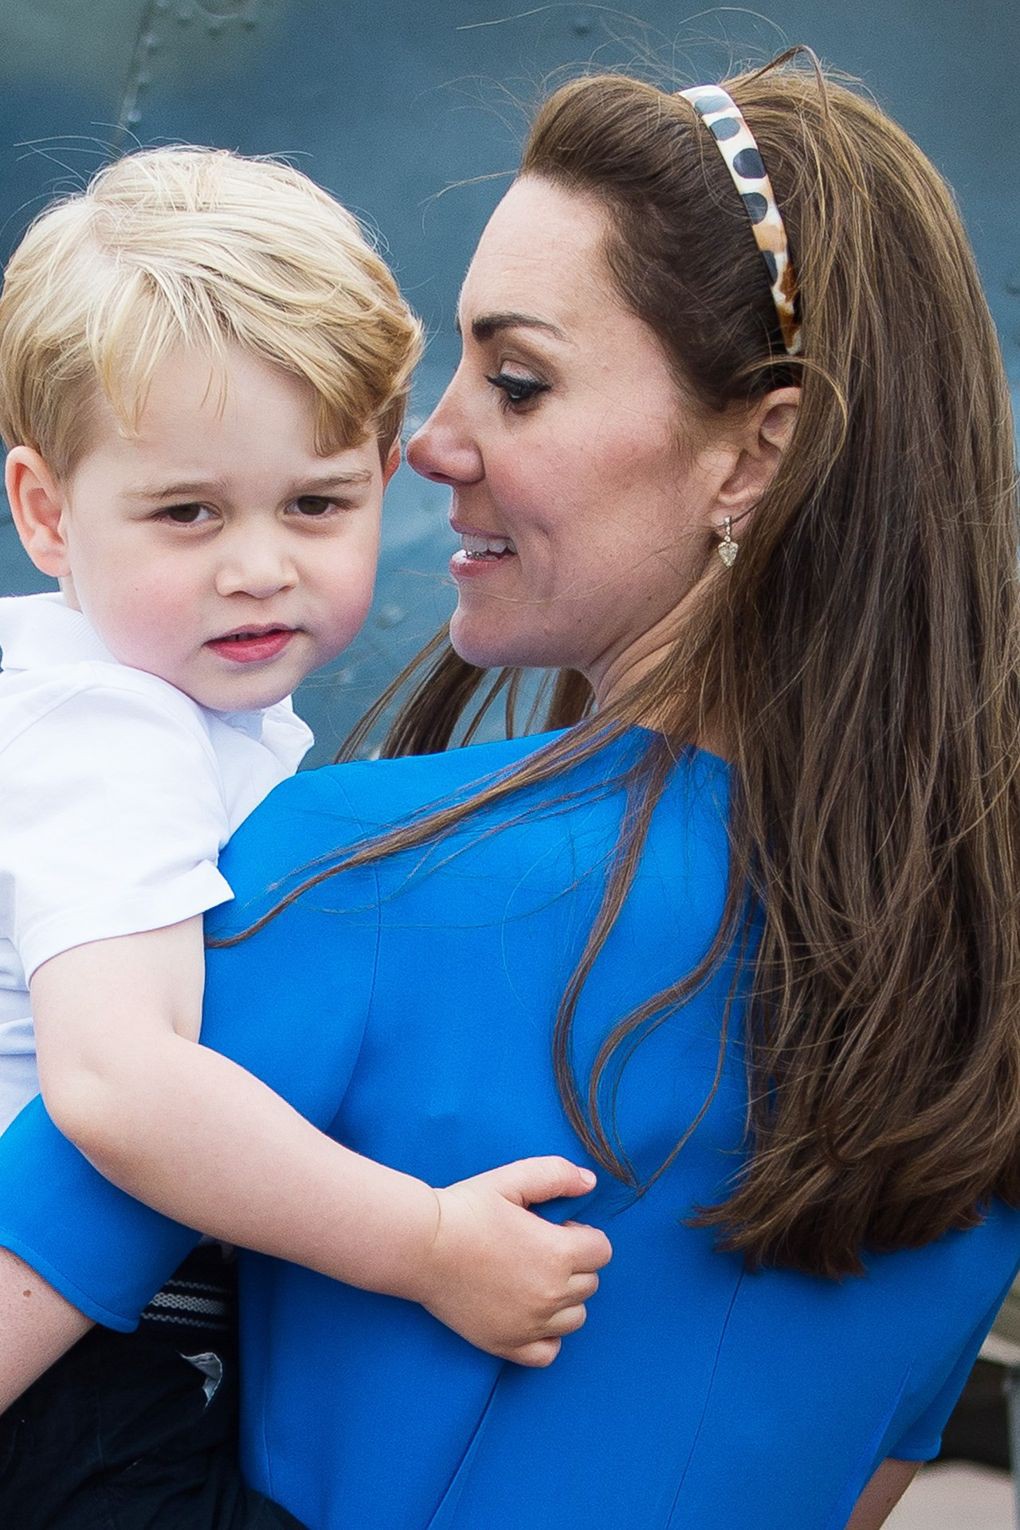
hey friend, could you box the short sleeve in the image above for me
[1,675,233,977]
[889,1266,1020,1461]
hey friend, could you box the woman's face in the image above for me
[407,176,732,702]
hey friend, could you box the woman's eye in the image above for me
[158,503,213,525]
[485,371,550,410]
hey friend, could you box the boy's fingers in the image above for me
[546,1302,588,1338]
[484,1155,596,1208]
[564,1270,600,1303]
[507,1336,562,1369]
[561,1221,613,1271]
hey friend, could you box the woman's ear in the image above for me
[716,386,800,517]
[5,447,71,578]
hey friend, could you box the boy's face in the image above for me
[38,346,392,711]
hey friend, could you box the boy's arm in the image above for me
[0,1248,92,1411]
[32,920,610,1367]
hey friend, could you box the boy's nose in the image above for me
[406,388,483,487]
[214,539,298,600]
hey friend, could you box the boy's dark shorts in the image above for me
[0,1246,305,1529]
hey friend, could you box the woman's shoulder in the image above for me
[231,729,564,850]
[321,729,571,826]
[215,725,732,923]
[211,731,568,912]
[306,726,729,829]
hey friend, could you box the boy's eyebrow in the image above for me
[123,470,375,500]
[456,311,567,343]
[288,471,376,491]
[123,479,228,501]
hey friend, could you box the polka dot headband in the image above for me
[678,84,802,356]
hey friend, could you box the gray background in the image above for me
[1,0,1017,760]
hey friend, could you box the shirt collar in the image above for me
[0,591,118,671]
[0,591,296,747]
[213,706,268,741]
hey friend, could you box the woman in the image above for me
[0,54,1017,1530]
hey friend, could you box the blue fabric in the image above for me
[0,728,1017,1530]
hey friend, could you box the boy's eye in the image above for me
[158,503,213,525]
[485,371,550,410]
[292,496,342,517]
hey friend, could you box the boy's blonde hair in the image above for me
[0,146,423,477]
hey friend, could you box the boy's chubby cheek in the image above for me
[75,577,209,678]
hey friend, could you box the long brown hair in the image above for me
[250,56,1020,1276]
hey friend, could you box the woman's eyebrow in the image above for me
[455,310,567,342]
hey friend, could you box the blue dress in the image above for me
[0,730,1017,1530]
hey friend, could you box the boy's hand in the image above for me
[415,1157,612,1367]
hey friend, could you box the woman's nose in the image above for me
[406,385,483,486]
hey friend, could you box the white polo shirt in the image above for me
[0,591,314,1132]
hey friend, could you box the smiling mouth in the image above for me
[460,533,517,561]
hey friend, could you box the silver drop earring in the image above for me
[717,516,737,567]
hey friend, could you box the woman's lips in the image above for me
[205,627,296,663]
[450,524,518,579]
[450,548,518,579]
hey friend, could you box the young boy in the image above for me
[0,148,608,1526]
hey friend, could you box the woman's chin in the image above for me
[448,613,539,673]
[450,638,566,676]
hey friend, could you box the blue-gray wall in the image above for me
[2,1,1017,758]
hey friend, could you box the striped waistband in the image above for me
[138,1244,235,1343]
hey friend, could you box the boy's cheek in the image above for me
[312,563,379,666]
[84,580,200,669]
[320,590,375,659]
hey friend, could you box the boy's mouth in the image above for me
[205,625,296,665]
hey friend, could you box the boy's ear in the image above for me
[382,441,401,487]
[5,447,71,578]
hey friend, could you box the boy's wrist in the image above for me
[356,1172,444,1306]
